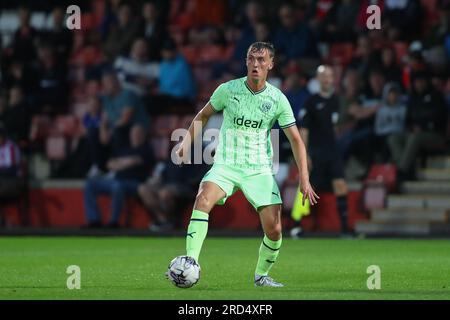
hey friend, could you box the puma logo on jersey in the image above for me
[232,96,240,103]
[233,115,263,128]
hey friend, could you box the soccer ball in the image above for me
[166,256,201,288]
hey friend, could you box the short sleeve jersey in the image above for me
[209,77,296,173]
[298,93,340,149]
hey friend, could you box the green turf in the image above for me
[0,237,449,300]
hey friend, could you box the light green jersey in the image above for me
[209,76,296,173]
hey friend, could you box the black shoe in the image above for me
[105,222,120,229]
[82,221,102,229]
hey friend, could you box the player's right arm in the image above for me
[176,102,216,161]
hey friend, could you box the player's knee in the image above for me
[194,193,212,212]
[266,224,282,241]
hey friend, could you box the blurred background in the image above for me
[0,0,449,237]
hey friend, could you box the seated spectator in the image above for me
[70,30,106,81]
[81,96,105,177]
[138,157,208,231]
[140,1,167,61]
[388,71,448,180]
[237,1,266,36]
[39,6,73,64]
[230,21,272,76]
[274,3,317,63]
[424,2,450,50]
[98,0,121,41]
[83,125,154,228]
[2,60,37,94]
[34,44,69,115]
[114,38,159,97]
[402,47,428,91]
[380,46,403,89]
[336,68,361,137]
[148,39,196,114]
[374,82,407,162]
[383,0,423,41]
[313,0,359,43]
[214,20,272,79]
[338,68,385,166]
[0,124,24,200]
[100,71,150,152]
[103,3,141,61]
[228,1,267,68]
[2,86,31,143]
[8,6,38,64]
[349,35,382,90]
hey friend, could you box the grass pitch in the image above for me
[0,237,449,300]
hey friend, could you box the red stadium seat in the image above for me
[328,43,355,66]
[54,115,80,137]
[365,164,397,193]
[198,45,225,63]
[420,0,440,27]
[81,13,99,30]
[362,182,387,211]
[224,44,235,59]
[180,45,199,65]
[393,42,408,65]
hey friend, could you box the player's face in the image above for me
[246,49,273,82]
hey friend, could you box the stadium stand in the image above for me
[0,0,449,235]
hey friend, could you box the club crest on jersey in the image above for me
[260,102,272,113]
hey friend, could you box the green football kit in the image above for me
[186,76,296,284]
[202,76,296,210]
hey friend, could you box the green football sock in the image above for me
[255,235,282,277]
[186,210,209,262]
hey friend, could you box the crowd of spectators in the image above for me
[0,0,449,228]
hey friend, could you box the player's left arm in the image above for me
[283,125,319,206]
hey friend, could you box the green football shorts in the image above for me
[201,164,282,211]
